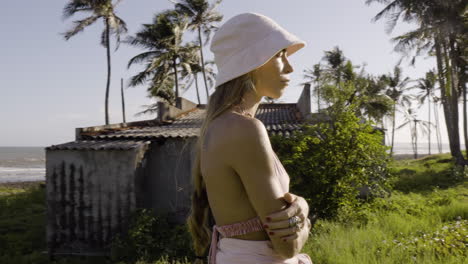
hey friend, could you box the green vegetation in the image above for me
[1,154,466,263]
[367,0,467,166]
[305,154,467,263]
[271,105,390,219]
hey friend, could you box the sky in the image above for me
[0,0,461,147]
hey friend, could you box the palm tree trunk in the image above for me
[445,38,465,165]
[435,104,442,153]
[463,76,467,158]
[435,35,465,165]
[409,120,415,159]
[391,103,396,156]
[428,96,431,155]
[414,120,418,159]
[316,81,321,112]
[173,57,180,105]
[105,19,111,125]
[434,37,446,155]
[198,27,210,102]
[454,38,468,158]
[194,72,201,105]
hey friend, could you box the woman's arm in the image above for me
[264,193,311,255]
[224,118,305,259]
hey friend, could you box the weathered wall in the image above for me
[45,147,148,254]
[143,137,197,223]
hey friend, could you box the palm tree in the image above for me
[180,62,202,104]
[62,0,127,125]
[432,96,443,153]
[414,70,437,154]
[359,75,393,125]
[367,0,467,164]
[322,46,346,87]
[382,66,412,155]
[303,63,324,112]
[127,10,198,107]
[180,59,216,104]
[179,46,203,104]
[397,107,432,159]
[135,75,177,117]
[172,0,223,101]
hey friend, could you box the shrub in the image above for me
[111,209,194,263]
[271,105,391,220]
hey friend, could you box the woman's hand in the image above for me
[263,192,311,241]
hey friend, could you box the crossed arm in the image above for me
[225,117,311,258]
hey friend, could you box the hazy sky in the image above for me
[0,0,458,147]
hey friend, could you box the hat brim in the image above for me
[214,29,306,88]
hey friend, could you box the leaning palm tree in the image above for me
[382,66,412,155]
[413,70,437,154]
[172,0,223,100]
[135,75,177,117]
[127,10,198,107]
[62,0,127,125]
[397,107,432,159]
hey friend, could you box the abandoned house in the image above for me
[45,84,322,255]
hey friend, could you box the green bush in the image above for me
[110,209,194,263]
[271,106,391,220]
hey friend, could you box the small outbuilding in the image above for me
[45,84,314,255]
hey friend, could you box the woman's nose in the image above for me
[284,59,293,74]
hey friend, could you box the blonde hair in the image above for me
[187,72,257,262]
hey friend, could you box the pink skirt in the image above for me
[215,237,313,264]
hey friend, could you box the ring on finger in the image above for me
[288,215,301,228]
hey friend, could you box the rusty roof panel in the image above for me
[82,103,304,140]
[46,140,151,151]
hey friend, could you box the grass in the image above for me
[0,153,466,263]
[303,153,468,263]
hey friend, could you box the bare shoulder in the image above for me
[218,113,269,148]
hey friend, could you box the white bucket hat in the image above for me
[210,12,306,88]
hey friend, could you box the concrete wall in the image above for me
[297,83,311,120]
[45,147,148,255]
[143,137,197,223]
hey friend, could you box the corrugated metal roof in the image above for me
[81,103,304,140]
[46,140,151,151]
[256,104,303,135]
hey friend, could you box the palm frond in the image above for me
[62,15,100,40]
[127,51,160,68]
[129,65,155,87]
[62,0,93,20]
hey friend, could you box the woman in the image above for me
[188,13,312,263]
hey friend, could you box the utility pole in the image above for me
[121,78,126,123]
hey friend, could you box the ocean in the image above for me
[0,143,465,183]
[0,147,45,183]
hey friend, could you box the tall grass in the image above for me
[0,153,466,263]
[302,154,467,264]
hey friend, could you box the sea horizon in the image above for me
[0,143,465,183]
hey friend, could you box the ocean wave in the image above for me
[0,167,45,172]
